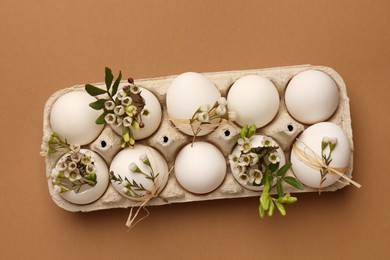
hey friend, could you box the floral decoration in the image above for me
[229,124,304,218]
[189,97,236,143]
[51,146,97,193]
[110,154,160,199]
[85,67,148,148]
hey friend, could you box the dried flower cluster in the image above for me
[229,124,304,217]
[85,67,148,148]
[110,154,160,199]
[51,146,97,193]
[189,97,236,142]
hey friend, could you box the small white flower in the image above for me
[70,144,80,153]
[64,171,70,178]
[104,113,116,124]
[139,154,148,163]
[329,137,338,144]
[129,162,138,172]
[238,173,249,185]
[228,111,237,121]
[123,116,133,127]
[261,136,273,147]
[57,162,67,171]
[68,162,77,171]
[197,112,210,123]
[248,153,259,165]
[122,187,129,194]
[228,154,239,166]
[238,137,252,153]
[322,136,330,144]
[249,169,263,185]
[217,97,227,106]
[130,85,140,94]
[234,164,247,174]
[114,105,125,116]
[268,152,280,164]
[216,105,227,116]
[121,96,133,106]
[68,171,82,182]
[117,89,127,100]
[70,152,81,163]
[86,164,96,174]
[200,104,211,112]
[104,100,115,110]
[81,154,91,165]
[238,154,251,166]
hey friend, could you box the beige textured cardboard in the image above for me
[43,64,353,212]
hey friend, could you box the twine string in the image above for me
[125,150,174,229]
[292,139,361,188]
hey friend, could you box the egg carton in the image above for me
[42,64,353,212]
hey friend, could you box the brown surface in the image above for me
[1,0,389,259]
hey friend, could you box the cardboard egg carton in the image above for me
[43,64,354,212]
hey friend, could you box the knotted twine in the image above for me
[292,139,361,189]
[125,147,172,229]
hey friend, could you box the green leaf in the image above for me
[276,163,292,177]
[269,162,279,173]
[284,176,304,190]
[276,179,284,198]
[89,99,107,110]
[275,201,286,216]
[95,111,109,124]
[85,84,106,96]
[247,124,257,138]
[111,70,122,96]
[267,200,275,217]
[260,192,270,211]
[105,67,114,91]
[240,124,248,139]
[259,204,265,218]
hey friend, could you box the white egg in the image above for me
[50,91,104,145]
[285,70,339,124]
[230,135,285,191]
[110,145,169,201]
[290,122,351,188]
[166,72,221,136]
[174,142,226,194]
[227,75,280,128]
[112,87,162,140]
[58,149,109,205]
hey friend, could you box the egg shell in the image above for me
[174,141,226,194]
[230,135,285,191]
[285,70,339,124]
[112,87,162,140]
[59,149,109,205]
[166,72,221,136]
[290,122,351,188]
[110,145,169,201]
[50,91,104,145]
[227,75,280,128]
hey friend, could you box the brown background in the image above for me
[1,0,389,259]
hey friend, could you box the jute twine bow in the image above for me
[292,139,361,189]
[125,148,173,230]
[168,114,224,144]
